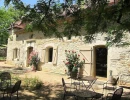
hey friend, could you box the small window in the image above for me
[13,48,18,59]
[45,47,53,63]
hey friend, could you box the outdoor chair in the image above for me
[62,78,76,100]
[0,72,11,85]
[92,92,104,100]
[5,80,22,100]
[106,87,123,100]
[103,76,119,94]
[0,72,11,97]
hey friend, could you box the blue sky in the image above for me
[0,0,63,7]
[0,0,37,7]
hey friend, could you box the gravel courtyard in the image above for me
[0,61,74,100]
[0,61,130,100]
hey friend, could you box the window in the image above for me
[13,48,19,60]
[45,47,53,63]
[48,48,53,62]
[42,44,58,65]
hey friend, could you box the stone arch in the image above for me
[42,43,58,65]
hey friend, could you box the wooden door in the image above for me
[79,46,93,76]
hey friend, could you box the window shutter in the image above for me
[18,49,20,59]
[79,46,93,76]
[42,49,46,63]
[53,47,58,65]
[12,49,14,60]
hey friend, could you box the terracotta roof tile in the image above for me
[13,20,26,29]
[8,20,26,30]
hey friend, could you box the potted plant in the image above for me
[28,50,40,71]
[63,50,85,78]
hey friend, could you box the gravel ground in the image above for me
[0,61,130,100]
[0,61,72,100]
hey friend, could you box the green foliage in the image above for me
[0,57,6,60]
[4,74,43,90]
[28,51,40,69]
[4,0,130,46]
[63,50,85,73]
[0,5,24,45]
[10,74,21,85]
[23,76,43,90]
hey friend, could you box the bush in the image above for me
[23,76,43,90]
[12,75,43,90]
[63,50,85,73]
[28,50,40,70]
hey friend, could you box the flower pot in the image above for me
[70,72,78,78]
[32,66,36,72]
[37,63,42,71]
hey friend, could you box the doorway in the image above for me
[95,46,107,77]
[48,48,53,62]
[27,47,33,66]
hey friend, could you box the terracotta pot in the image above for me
[70,72,78,78]
[37,63,42,71]
[32,66,36,72]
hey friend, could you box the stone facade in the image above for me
[6,29,130,82]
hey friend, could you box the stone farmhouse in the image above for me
[6,20,130,83]
[6,0,130,82]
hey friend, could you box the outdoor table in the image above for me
[78,76,98,91]
[73,89,97,100]
[70,76,97,91]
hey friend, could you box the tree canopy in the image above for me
[4,0,130,46]
[0,5,23,45]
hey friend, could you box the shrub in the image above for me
[7,74,43,90]
[28,50,40,70]
[23,76,43,90]
[63,50,85,74]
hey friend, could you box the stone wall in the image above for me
[6,30,130,82]
[108,47,130,74]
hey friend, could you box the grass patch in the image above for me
[0,57,6,60]
[12,74,43,90]
[23,76,43,90]
[0,73,43,91]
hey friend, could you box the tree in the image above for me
[3,0,130,46]
[0,5,24,45]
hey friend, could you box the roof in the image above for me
[8,20,26,30]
